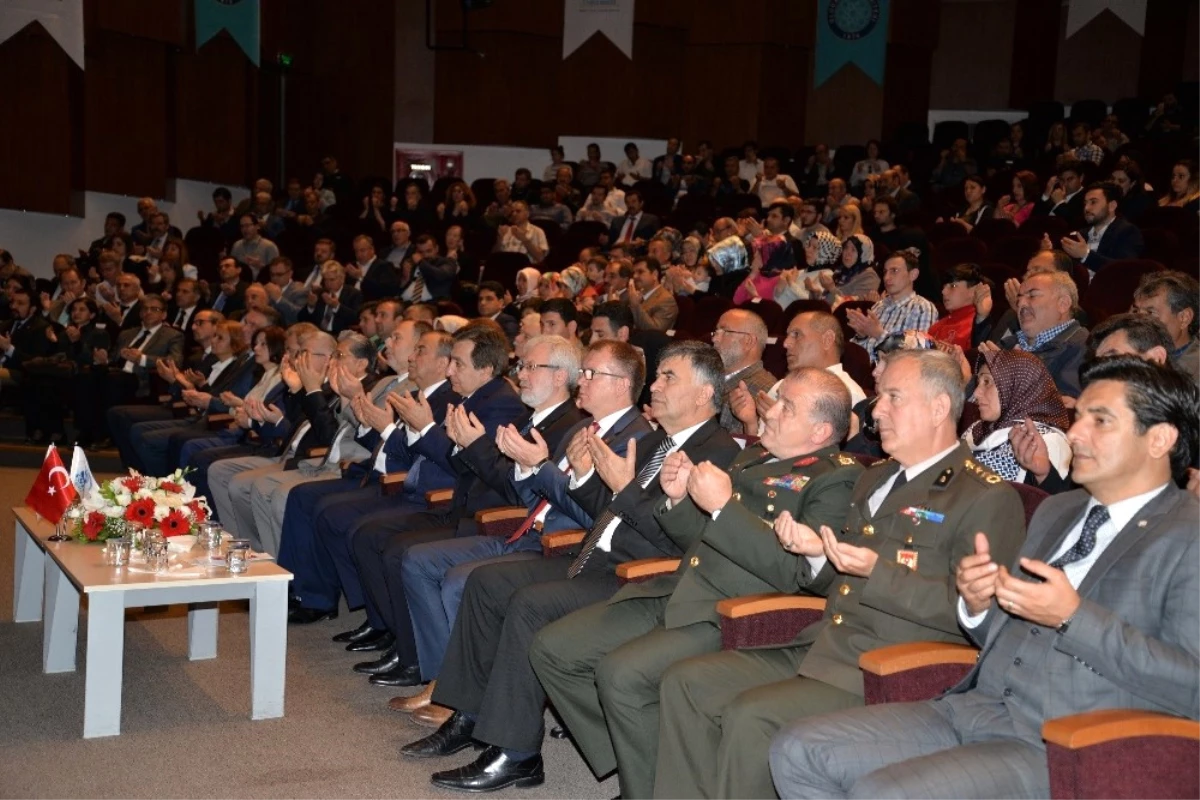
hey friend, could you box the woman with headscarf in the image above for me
[774,229,842,307]
[810,233,880,307]
[964,348,1072,490]
[514,267,541,304]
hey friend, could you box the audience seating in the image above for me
[832,300,875,342]
[969,217,1017,245]
[988,235,1041,271]
[932,237,989,272]
[1081,259,1164,326]
[841,341,875,396]
[738,299,784,335]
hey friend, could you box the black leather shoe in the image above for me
[549,726,570,740]
[332,621,378,643]
[401,711,481,759]
[352,647,401,675]
[368,663,422,687]
[345,631,395,652]
[430,746,545,792]
[287,606,338,625]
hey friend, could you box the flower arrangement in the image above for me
[69,469,211,544]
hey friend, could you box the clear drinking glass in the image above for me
[198,521,223,552]
[112,537,133,566]
[226,539,251,574]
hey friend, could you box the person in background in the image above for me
[849,140,888,188]
[1131,270,1199,383]
[994,170,1039,227]
[927,263,993,352]
[1159,159,1200,212]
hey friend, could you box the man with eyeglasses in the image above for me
[262,256,308,325]
[710,309,777,434]
[348,335,586,686]
[401,341,739,793]
[394,339,652,724]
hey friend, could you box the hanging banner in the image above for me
[196,0,260,66]
[563,0,633,60]
[1065,0,1146,38]
[0,0,84,69]
[814,0,890,87]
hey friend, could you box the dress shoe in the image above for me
[332,620,378,643]
[430,745,545,792]
[388,680,436,713]
[400,711,481,759]
[368,663,422,687]
[412,703,454,728]
[549,726,570,740]
[345,630,395,652]
[352,647,401,675]
[287,606,338,625]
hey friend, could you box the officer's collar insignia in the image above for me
[793,455,819,467]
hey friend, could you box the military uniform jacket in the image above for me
[614,444,862,629]
[795,442,1027,697]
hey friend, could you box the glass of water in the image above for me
[226,539,251,574]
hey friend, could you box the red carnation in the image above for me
[187,500,208,523]
[124,497,156,525]
[158,511,190,538]
[83,511,106,541]
[120,477,144,492]
[160,481,183,493]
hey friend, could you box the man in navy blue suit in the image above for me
[279,321,457,624]
[398,338,652,714]
[343,321,530,686]
[1057,182,1145,275]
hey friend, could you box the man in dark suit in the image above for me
[531,368,863,798]
[590,301,669,409]
[0,286,56,439]
[652,349,1027,799]
[346,234,400,301]
[770,357,1198,800]
[298,261,362,334]
[476,281,518,342]
[608,189,661,247]
[392,339,652,714]
[1057,182,1145,274]
[99,272,145,333]
[401,341,741,794]
[208,256,248,316]
[1033,160,1086,229]
[402,234,459,302]
[343,324,527,681]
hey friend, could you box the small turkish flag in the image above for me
[25,445,77,524]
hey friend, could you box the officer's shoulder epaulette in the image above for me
[829,452,865,470]
[960,457,1005,486]
[861,455,894,473]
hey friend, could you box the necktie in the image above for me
[568,434,674,578]
[1051,505,1108,569]
[213,294,226,312]
[122,328,152,371]
[322,304,336,331]
[174,309,185,327]
[507,422,600,544]
[360,434,389,488]
[621,215,636,242]
[889,468,907,495]
[408,269,426,301]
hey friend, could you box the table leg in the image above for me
[187,602,219,660]
[43,557,79,673]
[13,520,45,623]
[249,580,287,720]
[84,591,126,738]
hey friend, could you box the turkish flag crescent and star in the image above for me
[25,445,77,523]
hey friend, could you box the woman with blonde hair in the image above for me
[834,204,864,241]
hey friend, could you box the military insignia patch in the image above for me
[896,549,919,570]
[901,506,945,524]
[763,474,811,493]
[794,456,819,467]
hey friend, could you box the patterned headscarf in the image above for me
[559,265,587,298]
[808,230,843,267]
[833,233,874,286]
[969,349,1071,441]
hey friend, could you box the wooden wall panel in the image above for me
[93,0,186,46]
[174,33,257,187]
[0,24,81,214]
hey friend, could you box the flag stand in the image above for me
[47,514,71,542]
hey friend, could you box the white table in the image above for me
[11,506,292,738]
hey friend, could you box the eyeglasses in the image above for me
[516,362,561,373]
[711,327,755,340]
[578,367,625,381]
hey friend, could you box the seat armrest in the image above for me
[616,558,680,584]
[858,641,979,676]
[474,506,530,537]
[542,529,585,558]
[306,447,329,459]
[206,413,234,430]
[379,471,408,496]
[716,593,826,651]
[426,488,454,506]
[1043,709,1200,749]
[858,641,978,705]
[716,593,826,619]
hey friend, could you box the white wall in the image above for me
[0,179,250,279]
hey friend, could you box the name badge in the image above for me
[896,549,919,570]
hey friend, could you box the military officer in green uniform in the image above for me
[530,368,863,799]
[652,348,1029,799]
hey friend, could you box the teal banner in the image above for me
[195,0,260,65]
[815,0,890,87]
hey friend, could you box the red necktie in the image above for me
[621,215,636,242]
[506,421,600,544]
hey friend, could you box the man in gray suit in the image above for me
[770,356,1200,799]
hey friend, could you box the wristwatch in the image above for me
[1056,614,1074,634]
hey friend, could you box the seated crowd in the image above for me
[0,114,1197,798]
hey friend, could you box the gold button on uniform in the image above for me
[766,504,774,512]
[862,524,875,536]
[838,584,851,596]
[733,492,741,501]
[832,614,844,625]
[689,556,700,568]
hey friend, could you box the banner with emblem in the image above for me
[1065,0,1146,38]
[195,0,260,66]
[563,0,634,60]
[0,0,84,69]
[814,0,890,87]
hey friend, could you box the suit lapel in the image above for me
[1075,486,1180,598]
[601,407,643,445]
